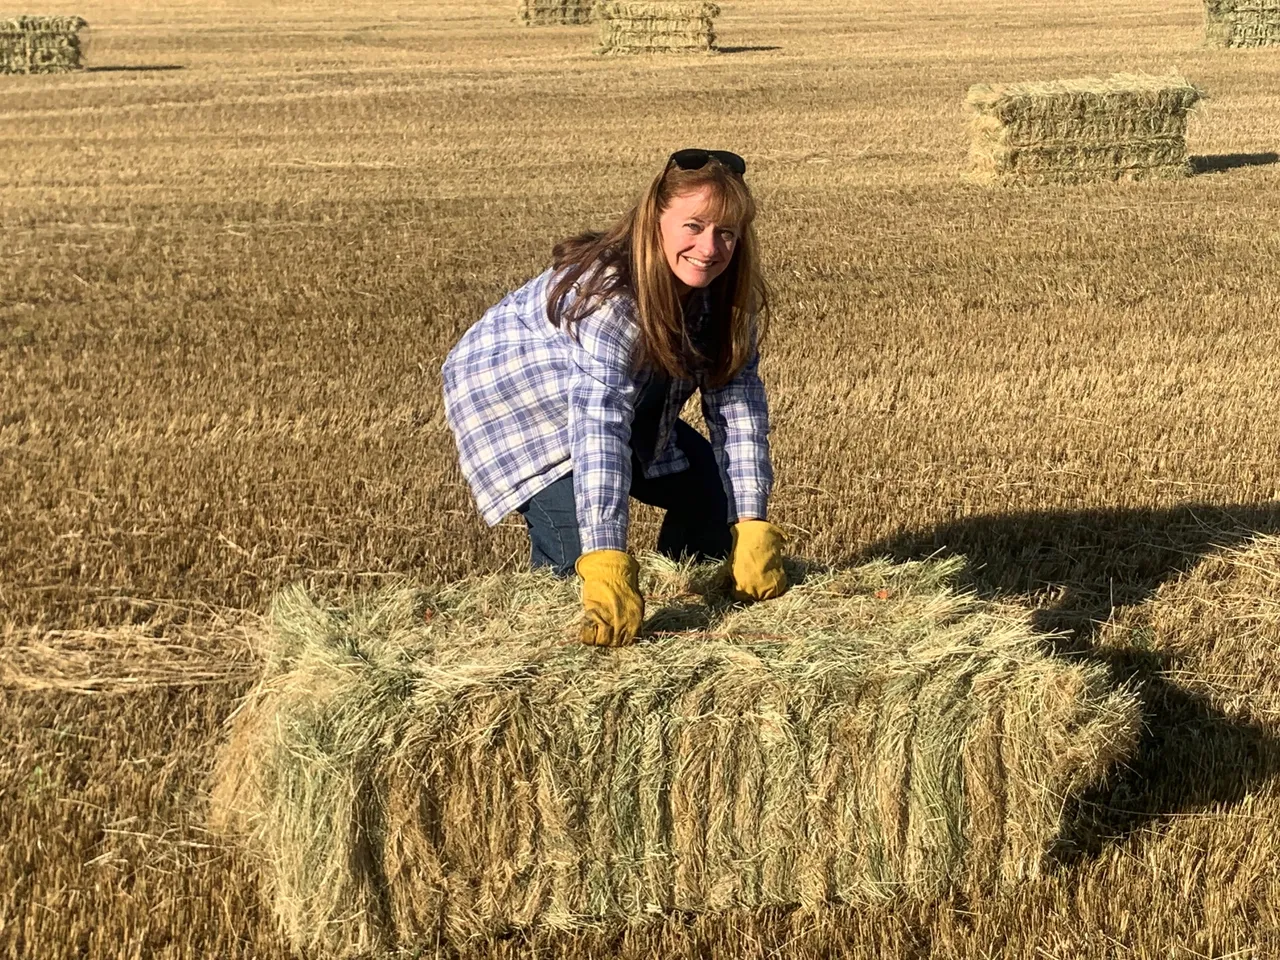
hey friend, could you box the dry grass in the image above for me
[3,0,1280,957]
[210,556,1138,954]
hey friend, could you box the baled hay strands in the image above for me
[1204,0,1280,46]
[966,74,1202,185]
[597,2,720,54]
[0,15,88,74]
[518,0,596,25]
[210,556,1140,957]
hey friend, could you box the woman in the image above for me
[442,148,787,647]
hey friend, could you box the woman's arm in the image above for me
[566,298,641,554]
[700,346,774,524]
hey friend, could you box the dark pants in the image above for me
[516,420,732,576]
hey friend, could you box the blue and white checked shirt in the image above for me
[442,267,773,554]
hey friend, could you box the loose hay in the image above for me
[210,556,1140,957]
[965,74,1203,185]
[1204,0,1280,47]
[0,15,88,74]
[596,2,719,54]
[518,0,596,26]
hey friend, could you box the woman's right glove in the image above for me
[729,519,789,602]
[574,549,644,647]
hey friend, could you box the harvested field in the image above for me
[0,15,88,74]
[1205,0,1280,47]
[4,0,1280,958]
[966,74,1202,184]
[210,557,1138,954]
[517,0,595,26]
[597,2,719,54]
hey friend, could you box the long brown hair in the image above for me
[546,156,768,388]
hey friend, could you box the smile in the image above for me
[685,257,717,268]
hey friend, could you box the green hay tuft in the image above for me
[965,74,1203,185]
[0,15,88,74]
[211,555,1140,956]
[596,1,720,54]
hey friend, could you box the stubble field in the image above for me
[3,0,1280,956]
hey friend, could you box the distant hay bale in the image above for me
[0,15,88,74]
[210,556,1140,957]
[597,2,719,54]
[1204,0,1280,46]
[518,0,596,25]
[965,74,1203,185]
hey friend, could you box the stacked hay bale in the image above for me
[0,16,88,74]
[965,74,1202,185]
[518,0,596,25]
[597,2,719,54]
[210,556,1140,957]
[1205,0,1280,46]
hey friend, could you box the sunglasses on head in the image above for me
[667,148,747,177]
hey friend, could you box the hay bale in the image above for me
[0,15,88,74]
[518,0,596,25]
[210,556,1140,956]
[965,74,1203,185]
[596,1,719,54]
[1205,0,1280,46]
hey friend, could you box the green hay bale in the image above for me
[210,556,1140,956]
[965,74,1203,185]
[1204,0,1280,47]
[596,1,720,54]
[518,0,596,25]
[0,15,88,74]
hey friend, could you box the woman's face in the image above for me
[658,185,740,294]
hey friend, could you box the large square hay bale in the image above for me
[518,0,596,25]
[0,15,88,74]
[210,556,1140,957]
[965,74,1202,185]
[597,1,720,54]
[1204,0,1280,46]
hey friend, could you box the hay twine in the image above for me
[209,554,1140,956]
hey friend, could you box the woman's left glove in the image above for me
[728,519,788,602]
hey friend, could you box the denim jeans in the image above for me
[516,420,732,577]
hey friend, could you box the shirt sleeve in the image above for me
[701,343,774,525]
[566,297,641,555]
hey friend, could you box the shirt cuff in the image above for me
[729,491,769,526]
[580,521,628,555]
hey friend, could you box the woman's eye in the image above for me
[719,231,737,243]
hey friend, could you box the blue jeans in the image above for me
[516,420,733,576]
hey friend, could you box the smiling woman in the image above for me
[441,149,786,648]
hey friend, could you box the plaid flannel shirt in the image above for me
[442,267,773,554]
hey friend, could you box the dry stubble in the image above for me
[3,0,1280,957]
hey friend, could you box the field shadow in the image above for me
[862,500,1280,854]
[86,64,185,73]
[1055,656,1280,861]
[1190,151,1280,174]
[718,45,783,54]
[861,500,1280,642]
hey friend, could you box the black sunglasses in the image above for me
[667,148,747,177]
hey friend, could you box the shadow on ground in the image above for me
[1191,152,1280,174]
[861,500,1280,856]
[86,64,185,72]
[718,45,782,54]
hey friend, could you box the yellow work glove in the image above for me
[729,519,788,602]
[574,549,644,647]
